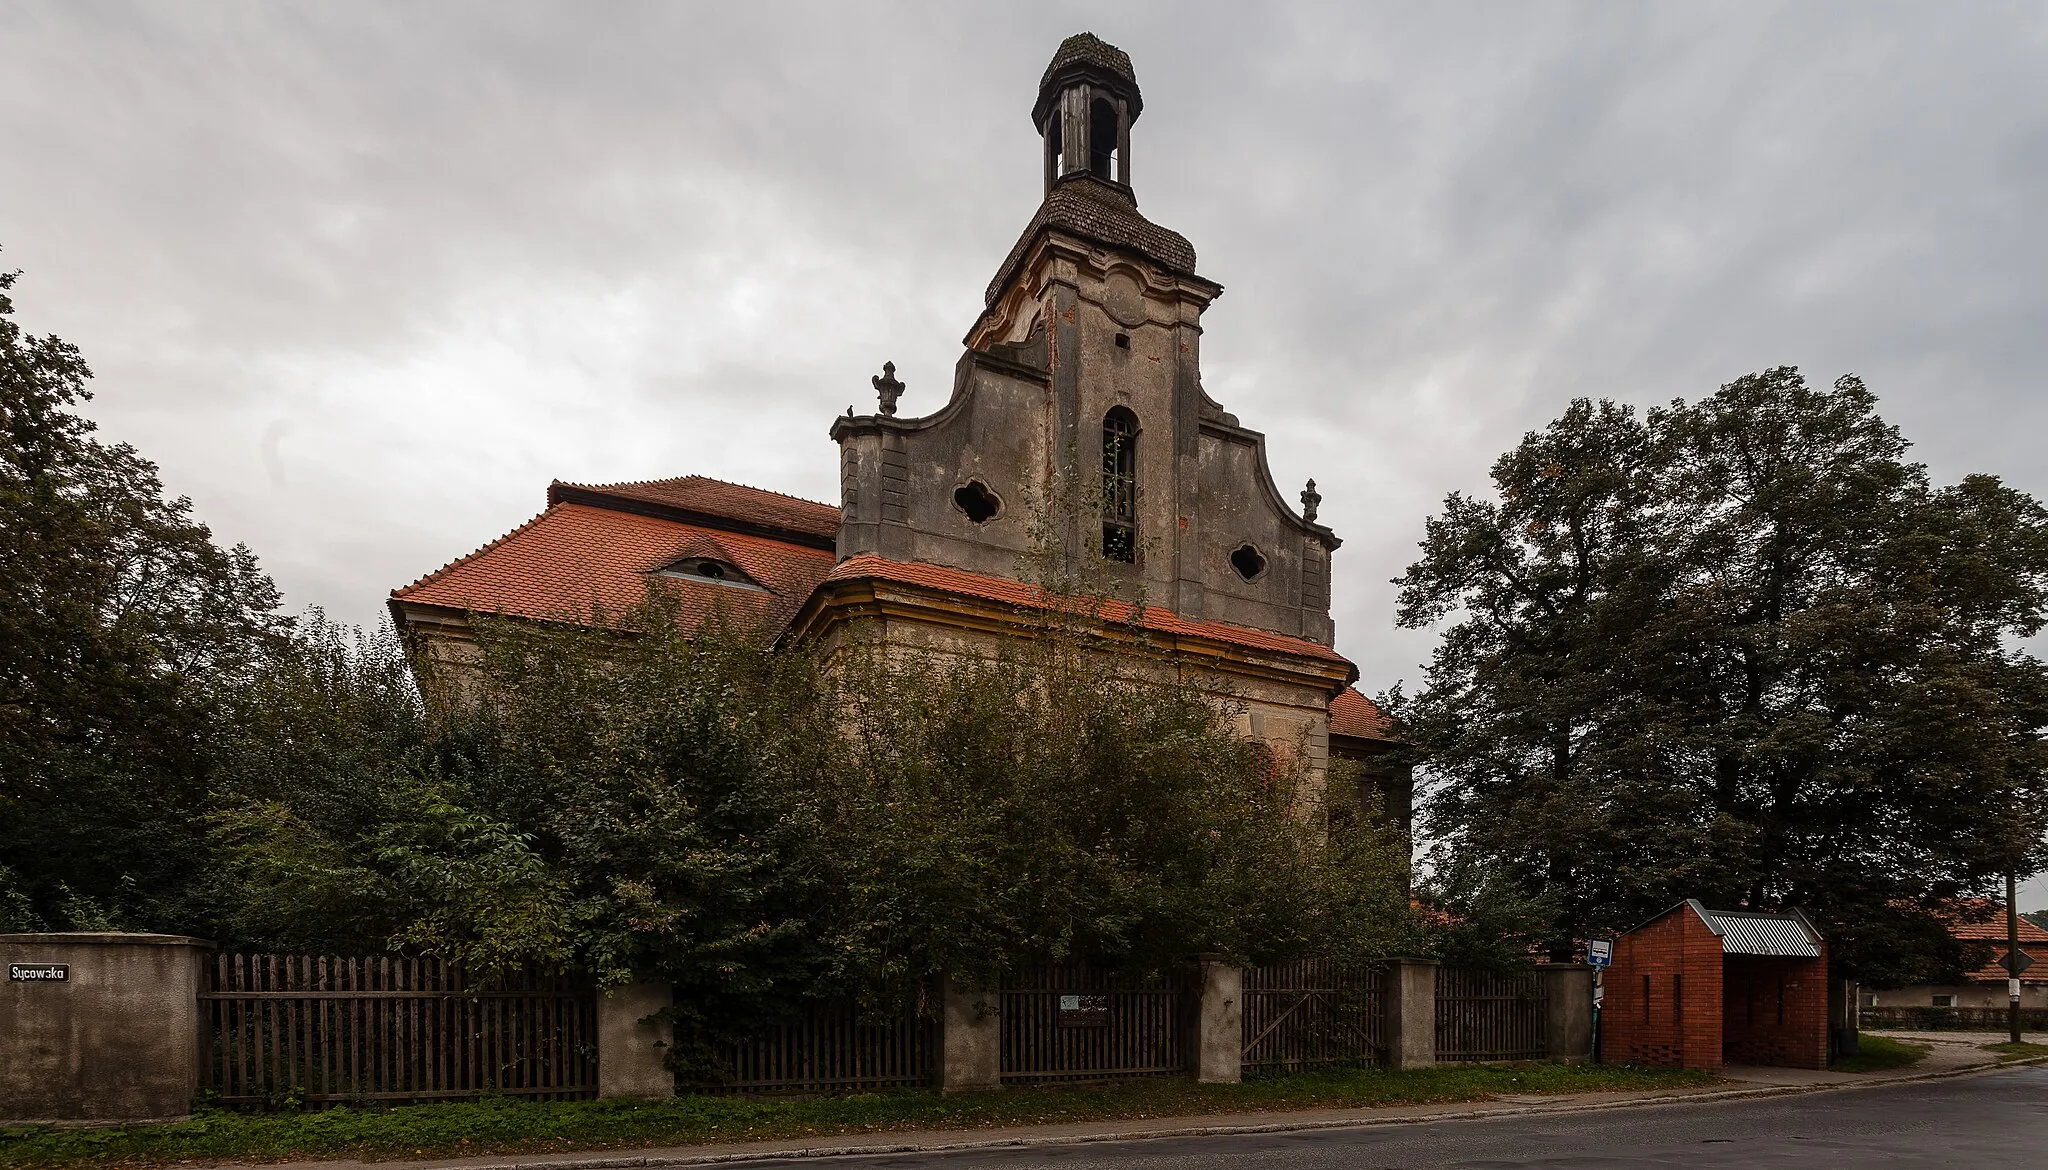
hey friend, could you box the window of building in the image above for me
[1102,407,1138,562]
[1932,993,1956,1008]
[1230,543,1268,581]
[953,480,1001,523]
[658,557,768,592]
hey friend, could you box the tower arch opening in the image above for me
[1102,406,1138,563]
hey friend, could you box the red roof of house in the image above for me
[819,553,1352,667]
[391,501,835,635]
[1330,686,1397,742]
[1947,903,2048,944]
[1940,902,2048,983]
[549,476,839,542]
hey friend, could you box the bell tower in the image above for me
[1036,33,1140,192]
[821,32,1346,674]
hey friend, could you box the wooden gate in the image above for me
[1241,959,1386,1070]
[1434,966,1547,1061]
[709,1002,934,1094]
[1000,964,1185,1083]
[200,954,597,1106]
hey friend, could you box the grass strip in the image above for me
[1980,1041,2048,1061]
[0,1064,1718,1169]
[1829,1034,1929,1074]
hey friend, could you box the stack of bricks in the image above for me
[1602,907,1727,1071]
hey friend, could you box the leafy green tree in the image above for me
[207,585,1414,1076]
[1394,369,2048,981]
[0,259,288,931]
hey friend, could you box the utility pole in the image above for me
[2009,869,2023,1045]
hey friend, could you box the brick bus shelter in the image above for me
[1601,900,1828,1073]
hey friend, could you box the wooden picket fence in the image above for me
[707,1001,934,1094]
[1000,964,1186,1083]
[1433,966,1547,1061]
[1241,959,1387,1070]
[200,954,597,1106]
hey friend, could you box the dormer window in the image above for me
[658,557,769,592]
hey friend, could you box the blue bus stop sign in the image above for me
[1587,938,1614,968]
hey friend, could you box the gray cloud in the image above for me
[7,1,2048,889]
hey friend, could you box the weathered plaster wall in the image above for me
[803,594,1343,797]
[837,229,1338,647]
[0,933,211,1124]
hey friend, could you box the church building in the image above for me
[390,34,1402,814]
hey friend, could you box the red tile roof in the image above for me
[1940,903,2048,983]
[1329,686,1397,742]
[1948,904,2048,944]
[820,553,1351,666]
[391,502,834,635]
[550,476,839,542]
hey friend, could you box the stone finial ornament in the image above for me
[872,362,904,417]
[1301,478,1321,523]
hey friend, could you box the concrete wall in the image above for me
[1542,965,1595,1063]
[1385,958,1438,1070]
[1601,909,1727,1072]
[939,978,1002,1091]
[1867,983,2048,1010]
[0,932,211,1124]
[597,980,675,1098]
[1187,958,1242,1083]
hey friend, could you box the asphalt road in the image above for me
[743,1067,2048,1169]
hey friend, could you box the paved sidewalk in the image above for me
[275,1050,2044,1170]
[1720,1030,2003,1086]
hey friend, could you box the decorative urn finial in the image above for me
[1301,478,1321,523]
[872,361,904,417]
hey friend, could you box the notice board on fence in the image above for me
[1058,994,1109,1027]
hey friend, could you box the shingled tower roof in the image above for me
[993,33,1196,305]
[1033,33,1142,125]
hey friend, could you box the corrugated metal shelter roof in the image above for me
[1626,900,1826,959]
[1700,907,1824,958]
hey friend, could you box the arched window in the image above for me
[1102,407,1138,562]
[1089,98,1119,180]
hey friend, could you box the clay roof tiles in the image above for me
[549,475,840,542]
[985,176,1199,305]
[391,501,834,636]
[1330,686,1398,743]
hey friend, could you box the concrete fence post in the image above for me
[1384,957,1439,1070]
[1541,963,1595,1063]
[597,979,675,1098]
[1188,956,1242,1083]
[0,931,213,1125]
[938,976,1001,1092]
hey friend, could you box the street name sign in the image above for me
[7,963,67,982]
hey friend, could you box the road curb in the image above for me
[426,1053,2048,1170]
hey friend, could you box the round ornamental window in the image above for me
[953,480,1001,523]
[1230,543,1268,582]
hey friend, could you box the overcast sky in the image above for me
[7,4,2048,891]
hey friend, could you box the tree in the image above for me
[0,258,289,931]
[1394,369,2048,982]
